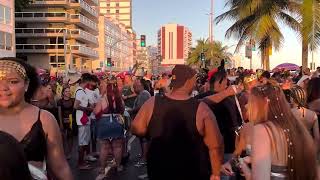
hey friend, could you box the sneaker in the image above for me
[108,159,117,167]
[138,173,148,179]
[95,166,112,180]
[85,155,97,162]
[78,164,93,170]
[134,161,147,168]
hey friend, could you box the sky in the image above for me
[132,0,320,69]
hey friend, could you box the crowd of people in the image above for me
[0,56,320,180]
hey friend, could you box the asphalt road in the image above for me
[69,136,148,180]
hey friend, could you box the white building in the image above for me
[0,0,15,57]
[93,16,134,72]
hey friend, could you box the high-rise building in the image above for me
[93,16,134,72]
[15,0,99,71]
[99,0,132,31]
[0,0,15,57]
[158,24,192,65]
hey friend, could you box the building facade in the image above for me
[93,16,134,72]
[15,0,99,71]
[158,24,192,65]
[147,46,160,75]
[99,0,132,31]
[0,0,15,57]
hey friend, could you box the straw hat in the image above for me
[68,74,81,85]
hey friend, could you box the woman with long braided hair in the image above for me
[240,81,317,180]
[287,86,319,148]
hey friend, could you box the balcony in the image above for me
[70,29,98,46]
[70,14,98,34]
[16,44,69,54]
[71,45,98,58]
[70,0,98,18]
[32,0,69,7]
[15,28,70,38]
[15,12,69,23]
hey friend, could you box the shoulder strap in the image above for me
[37,108,41,121]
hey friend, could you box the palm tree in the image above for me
[188,39,232,68]
[216,0,300,70]
[300,0,320,69]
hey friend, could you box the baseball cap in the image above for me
[170,65,197,88]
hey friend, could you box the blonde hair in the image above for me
[250,81,317,179]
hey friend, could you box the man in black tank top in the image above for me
[132,65,224,180]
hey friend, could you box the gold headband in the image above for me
[0,60,27,80]
[244,74,257,84]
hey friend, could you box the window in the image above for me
[50,56,56,63]
[116,3,119,7]
[50,37,63,44]
[107,3,110,7]
[4,7,10,24]
[58,56,65,63]
[5,33,12,50]
[0,5,4,24]
[116,10,119,13]
[50,56,64,63]
[100,2,107,7]
[0,31,12,50]
[107,10,110,13]
[0,31,4,49]
[0,5,10,24]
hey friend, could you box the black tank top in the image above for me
[20,110,47,162]
[146,95,211,180]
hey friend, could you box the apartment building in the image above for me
[93,16,134,72]
[15,0,99,71]
[0,0,15,57]
[99,0,132,31]
[158,24,192,65]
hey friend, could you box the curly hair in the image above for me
[0,57,39,103]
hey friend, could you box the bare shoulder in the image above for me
[253,123,270,138]
[39,109,60,133]
[197,102,215,119]
[143,96,156,109]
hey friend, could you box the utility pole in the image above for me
[209,0,214,43]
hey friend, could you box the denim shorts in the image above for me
[96,114,124,140]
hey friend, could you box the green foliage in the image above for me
[301,0,320,51]
[187,39,231,67]
[216,0,301,70]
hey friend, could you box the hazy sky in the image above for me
[133,0,319,69]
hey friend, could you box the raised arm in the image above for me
[206,85,243,104]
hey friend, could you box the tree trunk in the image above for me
[302,37,309,70]
[261,47,270,70]
[265,47,270,71]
